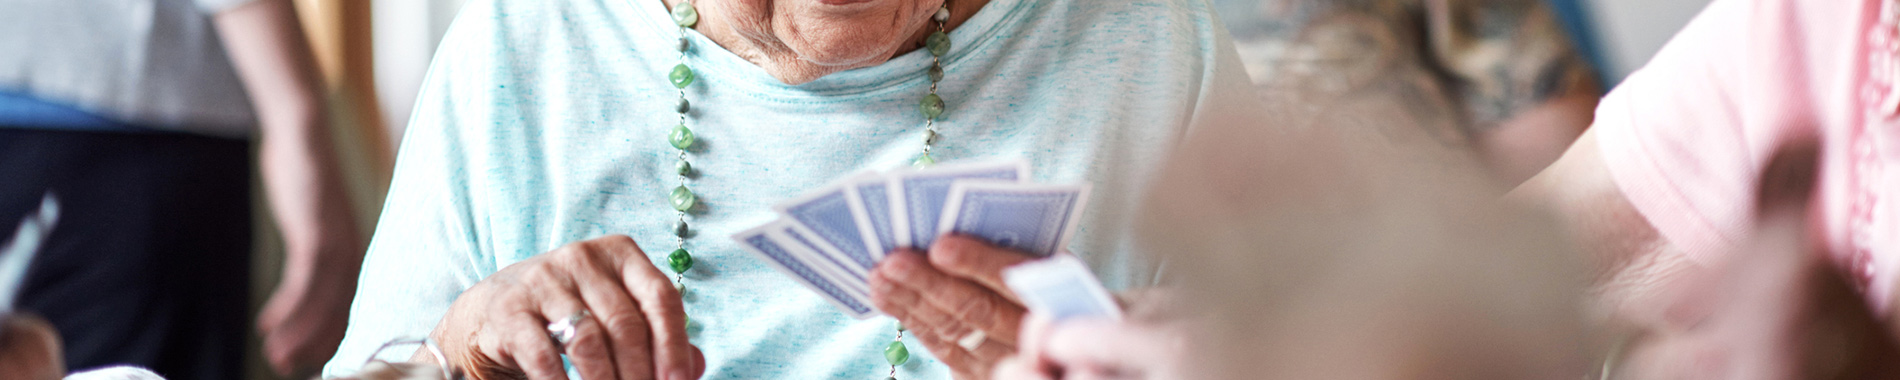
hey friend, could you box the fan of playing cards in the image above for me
[731,159,1121,320]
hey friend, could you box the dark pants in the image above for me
[0,127,252,380]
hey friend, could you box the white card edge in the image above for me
[730,223,877,319]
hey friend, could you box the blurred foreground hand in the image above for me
[997,97,1596,379]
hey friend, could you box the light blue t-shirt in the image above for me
[326,0,1256,378]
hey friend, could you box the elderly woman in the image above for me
[323,0,1253,379]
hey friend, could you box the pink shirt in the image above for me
[1597,0,1900,311]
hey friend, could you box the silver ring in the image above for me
[547,309,592,349]
[956,329,987,351]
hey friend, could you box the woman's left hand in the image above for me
[870,235,1034,379]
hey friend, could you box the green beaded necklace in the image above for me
[658,1,953,378]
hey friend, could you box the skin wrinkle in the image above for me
[667,0,986,84]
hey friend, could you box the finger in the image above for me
[598,236,692,380]
[882,250,1026,345]
[990,357,1055,380]
[930,235,1036,302]
[1015,314,1056,373]
[1041,319,1176,375]
[690,345,706,378]
[563,246,650,380]
[911,323,1016,377]
[535,281,616,380]
[869,271,960,339]
[500,314,569,380]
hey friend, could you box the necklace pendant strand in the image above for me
[914,6,952,168]
[651,1,953,378]
[886,323,911,379]
[891,8,949,379]
[666,0,700,325]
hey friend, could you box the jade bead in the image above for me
[885,341,910,366]
[670,64,695,89]
[675,159,692,176]
[926,31,950,57]
[667,248,694,273]
[919,94,944,120]
[677,37,690,52]
[671,1,698,27]
[668,124,695,150]
[927,64,944,83]
[912,154,935,168]
[676,98,691,114]
[670,186,697,211]
[673,220,689,237]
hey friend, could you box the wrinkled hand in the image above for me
[257,247,360,378]
[423,235,704,380]
[870,235,1033,379]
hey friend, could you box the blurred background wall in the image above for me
[240,0,1714,379]
[1577,0,1713,82]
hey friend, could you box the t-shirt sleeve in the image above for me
[1593,0,1849,261]
[320,4,498,376]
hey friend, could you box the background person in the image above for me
[1508,0,1900,375]
[0,0,366,378]
[1214,0,1603,184]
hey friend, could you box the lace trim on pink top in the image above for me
[1853,0,1898,309]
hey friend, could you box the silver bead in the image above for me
[677,37,690,52]
[676,98,691,113]
[934,7,950,22]
[922,129,938,145]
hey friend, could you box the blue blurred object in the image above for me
[1545,0,1613,89]
[0,91,141,132]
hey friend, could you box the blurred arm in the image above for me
[1510,129,1698,332]
[1426,0,1603,184]
[211,0,365,375]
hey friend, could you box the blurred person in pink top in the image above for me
[996,0,1900,378]
[1515,0,1900,376]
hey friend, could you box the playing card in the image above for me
[1003,255,1122,322]
[733,222,876,319]
[938,182,1091,258]
[889,160,1029,250]
[777,175,881,272]
[775,223,871,296]
[844,175,899,260]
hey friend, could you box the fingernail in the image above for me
[669,369,693,380]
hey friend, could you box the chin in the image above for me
[778,0,932,62]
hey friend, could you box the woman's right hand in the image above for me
[418,235,704,380]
